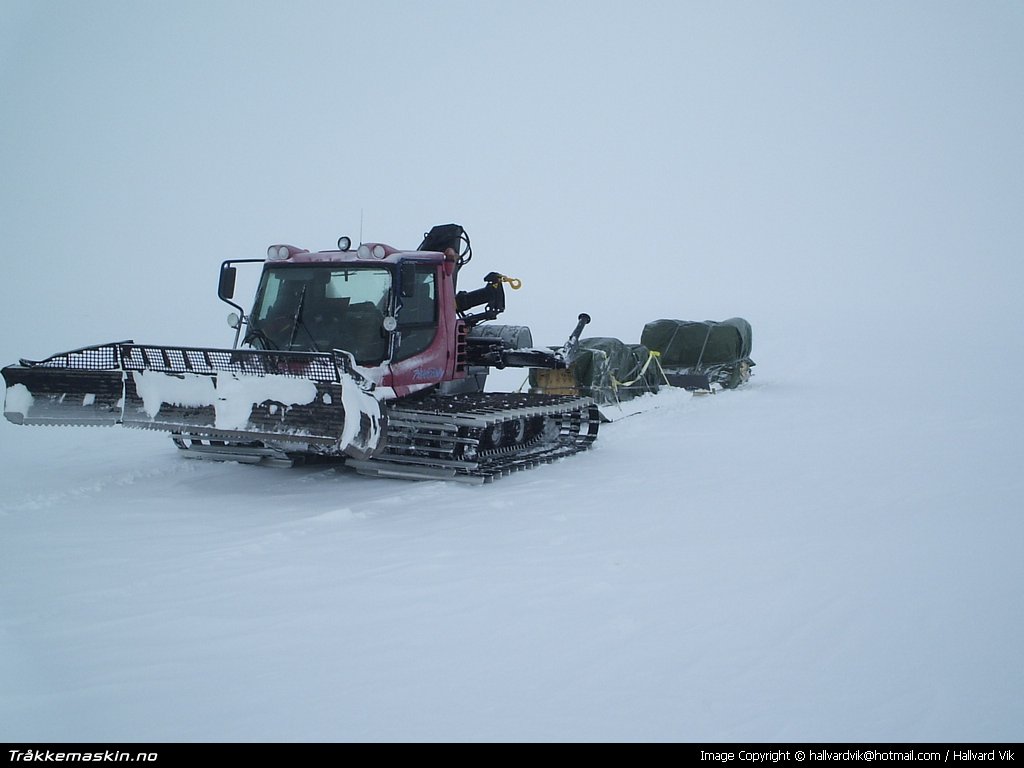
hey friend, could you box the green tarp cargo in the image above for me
[640,318,752,367]
[530,337,661,403]
[640,318,754,390]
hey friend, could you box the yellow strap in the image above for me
[610,350,667,389]
[571,348,669,407]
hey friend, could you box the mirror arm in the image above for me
[217,258,264,348]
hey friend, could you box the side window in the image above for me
[395,266,438,361]
[253,274,283,322]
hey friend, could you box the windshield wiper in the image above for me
[244,325,278,350]
[286,285,321,352]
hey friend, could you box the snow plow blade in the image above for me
[2,342,383,459]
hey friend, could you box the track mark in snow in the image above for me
[310,507,364,523]
[0,459,202,514]
[486,498,517,510]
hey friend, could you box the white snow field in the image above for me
[3,0,1023,744]
[2,314,1020,742]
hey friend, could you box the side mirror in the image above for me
[382,316,398,333]
[227,312,241,330]
[218,265,237,300]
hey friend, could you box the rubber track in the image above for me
[351,392,600,483]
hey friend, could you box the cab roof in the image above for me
[266,243,448,266]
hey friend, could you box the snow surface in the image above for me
[2,0,1022,744]
[2,319,1021,742]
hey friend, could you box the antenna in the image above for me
[359,209,364,245]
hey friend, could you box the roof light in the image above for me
[356,243,389,260]
[264,244,310,261]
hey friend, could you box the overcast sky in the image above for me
[2,1,1021,361]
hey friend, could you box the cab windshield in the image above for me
[248,265,392,362]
